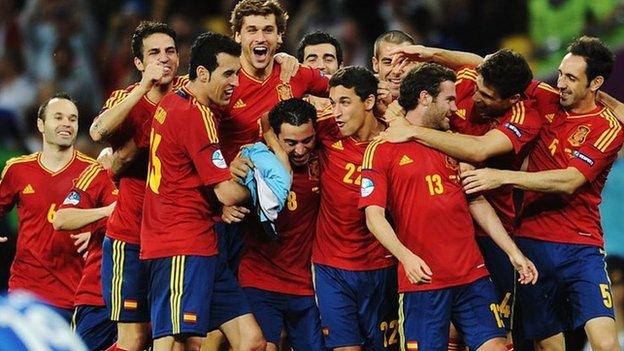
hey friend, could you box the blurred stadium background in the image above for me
[0,1,623,349]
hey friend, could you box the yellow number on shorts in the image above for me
[425,174,444,195]
[379,319,399,347]
[287,191,298,211]
[46,203,57,223]
[343,162,362,185]
[489,303,505,328]
[148,129,163,194]
[600,284,613,308]
[499,292,512,319]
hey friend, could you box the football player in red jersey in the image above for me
[141,32,264,351]
[460,37,623,351]
[361,63,536,351]
[296,31,343,76]
[90,21,184,351]
[53,163,118,350]
[0,92,96,321]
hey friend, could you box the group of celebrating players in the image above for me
[1,0,623,350]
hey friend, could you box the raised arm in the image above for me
[390,45,484,71]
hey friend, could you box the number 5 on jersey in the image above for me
[148,129,163,194]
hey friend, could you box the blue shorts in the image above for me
[399,277,506,351]
[516,238,615,340]
[101,237,150,322]
[476,236,516,330]
[243,287,324,349]
[147,254,251,339]
[313,264,398,350]
[215,222,244,276]
[72,305,117,350]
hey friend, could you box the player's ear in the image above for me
[197,66,210,82]
[372,57,379,73]
[508,93,522,105]
[235,32,242,44]
[364,94,376,111]
[589,75,604,93]
[277,33,283,45]
[134,57,144,72]
[37,117,45,134]
[419,90,432,106]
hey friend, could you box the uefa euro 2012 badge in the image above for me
[62,191,81,206]
[211,149,227,169]
[276,83,293,101]
[360,177,374,197]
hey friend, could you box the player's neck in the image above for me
[406,107,426,127]
[40,144,75,172]
[242,55,273,81]
[147,82,173,103]
[353,113,384,142]
[567,93,598,115]
[185,81,210,107]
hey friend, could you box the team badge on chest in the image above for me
[567,125,590,147]
[276,83,293,101]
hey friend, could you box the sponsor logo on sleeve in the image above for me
[211,150,227,169]
[361,177,374,197]
[62,191,81,206]
[504,122,522,138]
[573,150,594,166]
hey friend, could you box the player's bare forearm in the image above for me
[53,205,114,231]
[413,128,512,163]
[430,48,484,70]
[90,86,148,142]
[462,167,586,195]
[365,205,412,261]
[214,179,250,206]
[468,196,521,257]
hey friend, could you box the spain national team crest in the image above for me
[308,156,320,181]
[276,83,293,101]
[444,156,459,171]
[568,125,591,147]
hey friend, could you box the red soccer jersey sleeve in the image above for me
[140,87,231,259]
[518,105,624,247]
[359,140,489,292]
[58,163,118,306]
[496,100,544,154]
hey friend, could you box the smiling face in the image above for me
[372,40,413,98]
[235,14,282,75]
[277,121,316,166]
[557,53,595,110]
[423,80,457,131]
[329,85,373,137]
[303,43,340,75]
[204,53,241,106]
[472,75,514,117]
[38,98,79,148]
[135,32,180,86]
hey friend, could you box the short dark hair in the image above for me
[296,31,343,66]
[189,32,241,80]
[373,30,415,58]
[269,98,317,135]
[131,21,177,61]
[329,66,378,102]
[230,0,289,35]
[567,36,614,84]
[37,92,76,121]
[399,63,456,111]
[476,49,533,99]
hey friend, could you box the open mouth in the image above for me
[336,121,345,129]
[223,87,234,100]
[57,131,72,138]
[252,46,269,62]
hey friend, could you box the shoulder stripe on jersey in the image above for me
[457,68,477,78]
[594,110,622,152]
[104,90,130,110]
[1,154,38,178]
[76,152,97,164]
[173,75,189,89]
[511,101,526,125]
[76,164,103,191]
[363,139,385,169]
[196,104,219,143]
[538,82,559,94]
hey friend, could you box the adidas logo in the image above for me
[22,184,35,194]
[456,109,466,119]
[331,140,344,150]
[233,99,246,109]
[545,113,555,123]
[399,155,413,166]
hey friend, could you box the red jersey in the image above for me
[140,86,231,259]
[312,117,394,270]
[218,64,329,163]
[0,151,96,308]
[99,77,187,245]
[452,67,543,234]
[359,140,489,292]
[238,154,320,295]
[58,163,118,306]
[517,104,623,247]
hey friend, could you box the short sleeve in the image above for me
[496,101,544,154]
[296,66,329,97]
[0,163,18,217]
